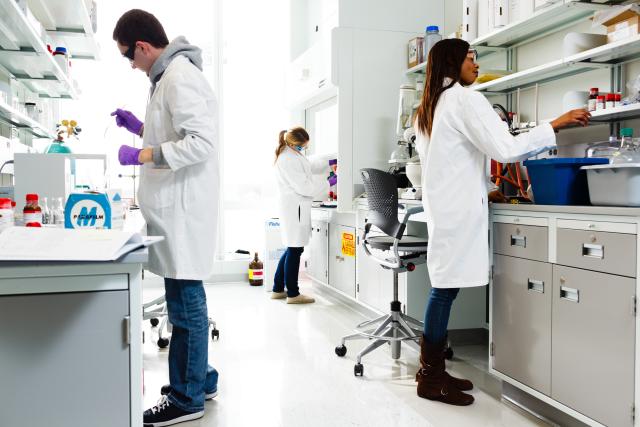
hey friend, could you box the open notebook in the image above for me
[0,227,163,261]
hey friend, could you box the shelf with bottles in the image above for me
[471,1,616,57]
[472,35,640,93]
[0,97,55,139]
[0,0,80,99]
[28,0,100,60]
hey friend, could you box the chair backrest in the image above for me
[361,168,404,239]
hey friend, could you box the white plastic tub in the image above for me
[582,163,640,206]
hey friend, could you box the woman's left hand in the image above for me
[488,189,508,204]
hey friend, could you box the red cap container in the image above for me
[0,198,11,209]
[26,194,38,202]
[597,96,605,101]
[606,93,615,101]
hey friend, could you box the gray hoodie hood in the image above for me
[149,36,203,92]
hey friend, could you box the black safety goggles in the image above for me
[123,43,137,61]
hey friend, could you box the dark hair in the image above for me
[415,38,470,137]
[275,127,309,162]
[112,9,169,49]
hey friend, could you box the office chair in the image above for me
[335,168,428,377]
[144,295,219,348]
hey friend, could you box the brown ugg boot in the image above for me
[416,338,474,406]
[416,337,474,391]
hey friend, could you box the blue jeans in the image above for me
[423,287,460,344]
[164,278,218,412]
[273,247,304,298]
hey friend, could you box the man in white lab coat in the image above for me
[111,9,219,426]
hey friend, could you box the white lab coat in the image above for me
[275,148,330,247]
[415,82,555,288]
[139,55,220,280]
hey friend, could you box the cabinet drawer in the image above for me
[556,228,636,277]
[493,215,548,227]
[552,265,635,427]
[493,223,548,262]
[557,219,636,234]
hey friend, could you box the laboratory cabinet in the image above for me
[490,205,640,427]
[492,254,552,396]
[307,219,329,284]
[329,223,357,298]
[0,255,145,427]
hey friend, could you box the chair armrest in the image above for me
[400,205,424,225]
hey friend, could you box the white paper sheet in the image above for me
[0,227,162,261]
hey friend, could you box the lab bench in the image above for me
[490,203,640,427]
[0,249,145,427]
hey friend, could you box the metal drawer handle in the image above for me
[560,286,580,303]
[582,243,604,259]
[527,279,544,293]
[335,256,345,262]
[510,235,526,248]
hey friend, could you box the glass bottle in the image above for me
[41,197,51,225]
[53,197,65,227]
[248,253,264,286]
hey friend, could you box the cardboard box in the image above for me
[605,13,640,43]
[596,5,640,44]
[408,37,424,68]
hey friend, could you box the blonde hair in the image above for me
[275,126,310,161]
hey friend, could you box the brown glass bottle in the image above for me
[248,252,264,286]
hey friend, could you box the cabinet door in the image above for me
[329,224,356,297]
[0,289,130,427]
[492,255,552,395]
[552,265,635,427]
[356,235,393,312]
[307,221,328,284]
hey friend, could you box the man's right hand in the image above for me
[551,109,591,131]
[111,108,144,136]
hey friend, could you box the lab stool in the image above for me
[334,168,428,377]
[144,295,219,348]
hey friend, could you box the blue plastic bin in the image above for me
[523,158,609,205]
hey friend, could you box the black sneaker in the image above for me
[160,384,218,401]
[143,396,204,427]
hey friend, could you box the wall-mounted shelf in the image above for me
[472,35,640,93]
[29,0,100,60]
[471,1,613,57]
[0,99,54,139]
[0,0,79,99]
[590,103,640,123]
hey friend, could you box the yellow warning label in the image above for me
[341,232,355,257]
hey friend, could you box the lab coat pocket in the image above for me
[298,200,311,227]
[139,167,176,209]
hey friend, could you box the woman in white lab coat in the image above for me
[272,127,334,304]
[413,38,590,406]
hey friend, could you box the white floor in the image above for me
[142,277,548,427]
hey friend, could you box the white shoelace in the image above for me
[151,395,171,414]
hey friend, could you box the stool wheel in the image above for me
[335,345,347,357]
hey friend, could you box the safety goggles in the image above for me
[123,43,137,61]
[467,49,478,63]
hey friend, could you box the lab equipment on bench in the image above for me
[23,194,42,227]
[388,127,418,190]
[0,198,14,232]
[64,190,125,230]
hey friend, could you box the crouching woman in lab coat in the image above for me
[273,127,335,304]
[413,38,590,406]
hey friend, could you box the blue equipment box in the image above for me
[65,192,112,229]
[523,158,609,205]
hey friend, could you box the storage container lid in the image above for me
[621,128,633,137]
[581,163,640,170]
[0,198,11,209]
[524,158,609,166]
[426,26,439,32]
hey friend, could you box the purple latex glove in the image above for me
[118,145,143,166]
[111,108,143,135]
[328,174,338,186]
[329,159,337,166]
